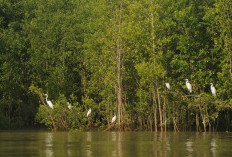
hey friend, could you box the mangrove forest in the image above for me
[0,0,232,132]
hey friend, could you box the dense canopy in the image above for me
[0,0,232,132]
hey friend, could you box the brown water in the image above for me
[0,131,232,157]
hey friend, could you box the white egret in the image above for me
[185,79,192,93]
[165,83,170,90]
[210,83,216,97]
[45,94,54,109]
[111,114,116,123]
[87,108,91,117]
[67,102,72,109]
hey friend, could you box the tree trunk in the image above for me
[138,116,142,130]
[150,116,153,132]
[117,40,122,130]
[203,118,206,132]
[230,58,232,80]
[117,1,123,130]
[163,95,167,132]
[172,103,179,132]
[226,1,232,80]
[209,122,211,132]
[198,103,206,132]
[150,0,155,52]
[196,112,199,132]
[82,68,86,97]
[157,84,163,132]
[152,86,158,132]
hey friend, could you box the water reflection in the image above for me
[67,132,72,157]
[86,132,92,157]
[0,131,231,157]
[112,132,117,142]
[165,136,171,151]
[117,132,122,157]
[210,138,217,157]
[87,132,92,142]
[45,132,53,157]
[111,132,117,157]
[186,139,193,157]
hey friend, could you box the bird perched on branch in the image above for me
[112,114,116,123]
[210,83,216,97]
[185,79,192,93]
[87,108,91,117]
[67,102,72,109]
[45,94,54,109]
[165,82,170,90]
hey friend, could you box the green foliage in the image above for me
[1,0,232,131]
[36,94,85,130]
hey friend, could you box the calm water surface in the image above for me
[0,131,232,157]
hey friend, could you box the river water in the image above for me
[0,131,232,157]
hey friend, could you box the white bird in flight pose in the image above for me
[45,94,54,109]
[111,114,116,123]
[87,108,91,117]
[185,79,192,93]
[165,82,170,90]
[67,102,72,109]
[210,83,216,97]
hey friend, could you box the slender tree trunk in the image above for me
[82,68,86,97]
[150,0,159,132]
[172,103,179,132]
[226,1,232,80]
[117,41,122,130]
[117,0,123,130]
[138,116,142,130]
[226,111,229,131]
[209,122,211,132]
[229,38,232,80]
[196,112,199,132]
[150,0,155,52]
[173,117,179,132]
[163,95,167,132]
[230,58,232,80]
[157,83,163,132]
[150,116,153,132]
[198,103,206,132]
[202,118,206,132]
[152,86,158,132]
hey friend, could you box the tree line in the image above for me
[0,0,231,131]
